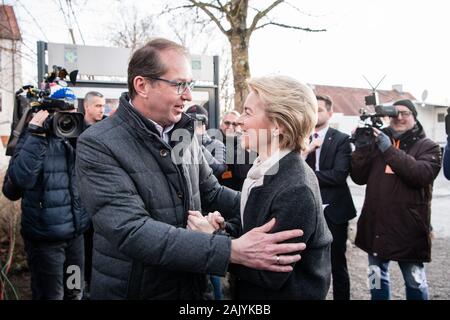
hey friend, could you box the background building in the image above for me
[0,5,22,166]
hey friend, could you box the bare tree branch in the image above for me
[160,3,196,15]
[216,0,226,11]
[165,0,327,111]
[248,0,283,34]
[109,6,159,51]
[255,21,326,32]
[188,0,229,35]
[285,1,325,18]
[190,0,223,11]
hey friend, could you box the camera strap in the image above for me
[5,106,32,156]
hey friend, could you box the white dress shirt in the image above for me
[129,101,174,143]
[313,126,329,171]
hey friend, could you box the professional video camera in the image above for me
[5,66,83,156]
[350,91,399,148]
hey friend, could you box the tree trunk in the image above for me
[228,33,250,113]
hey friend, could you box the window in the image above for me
[437,113,445,123]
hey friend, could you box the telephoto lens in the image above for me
[53,112,85,138]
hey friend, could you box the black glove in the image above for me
[352,127,375,149]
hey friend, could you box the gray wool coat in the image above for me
[76,93,240,300]
[230,151,333,300]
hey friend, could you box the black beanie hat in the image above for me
[393,99,418,119]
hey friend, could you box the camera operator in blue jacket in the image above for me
[5,87,89,300]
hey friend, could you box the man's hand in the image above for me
[303,138,323,157]
[373,128,392,152]
[29,110,49,127]
[230,218,306,272]
[28,110,50,136]
[311,138,324,150]
[187,210,216,234]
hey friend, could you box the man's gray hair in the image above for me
[84,91,104,104]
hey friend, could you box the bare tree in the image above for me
[109,6,159,51]
[167,11,215,54]
[164,0,325,112]
[165,10,235,112]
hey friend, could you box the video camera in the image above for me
[350,92,399,148]
[5,66,84,156]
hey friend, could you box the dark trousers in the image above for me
[24,234,84,300]
[326,219,350,300]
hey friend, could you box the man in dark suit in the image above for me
[304,94,356,300]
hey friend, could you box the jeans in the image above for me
[210,275,222,300]
[368,254,429,300]
[24,234,85,300]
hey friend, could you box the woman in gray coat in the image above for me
[188,76,332,300]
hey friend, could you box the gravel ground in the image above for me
[326,222,450,300]
[326,171,450,300]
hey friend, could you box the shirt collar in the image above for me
[129,100,175,138]
[147,119,175,138]
[248,148,292,180]
[315,126,329,139]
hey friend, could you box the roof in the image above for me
[312,84,416,116]
[0,5,21,41]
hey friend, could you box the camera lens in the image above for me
[53,111,84,138]
[57,114,78,134]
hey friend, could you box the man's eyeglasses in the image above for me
[397,110,413,117]
[146,77,195,95]
[223,121,238,127]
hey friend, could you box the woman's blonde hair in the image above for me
[246,75,318,152]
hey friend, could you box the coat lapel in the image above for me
[319,128,334,169]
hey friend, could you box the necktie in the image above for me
[306,133,319,170]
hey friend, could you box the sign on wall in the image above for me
[47,42,214,82]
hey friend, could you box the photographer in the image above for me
[5,87,89,300]
[350,99,441,300]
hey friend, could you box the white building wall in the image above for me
[329,113,360,136]
[417,105,447,146]
[0,38,22,167]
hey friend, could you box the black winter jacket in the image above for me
[351,123,441,262]
[7,130,89,241]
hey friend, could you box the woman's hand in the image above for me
[187,210,217,234]
[206,211,225,230]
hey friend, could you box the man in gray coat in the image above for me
[76,38,305,299]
